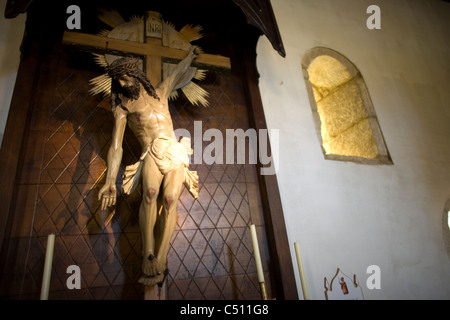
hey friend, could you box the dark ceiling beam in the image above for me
[5,0,286,58]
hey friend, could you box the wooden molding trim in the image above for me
[237,29,298,300]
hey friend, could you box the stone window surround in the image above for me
[302,47,392,165]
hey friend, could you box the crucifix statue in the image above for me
[63,10,230,299]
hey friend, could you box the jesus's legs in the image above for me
[139,156,163,280]
[154,167,184,272]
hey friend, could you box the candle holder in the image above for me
[259,282,268,300]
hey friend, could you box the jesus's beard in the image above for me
[121,78,141,101]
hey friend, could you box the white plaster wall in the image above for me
[257,0,450,299]
[0,0,26,148]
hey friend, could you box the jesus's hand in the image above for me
[98,183,117,210]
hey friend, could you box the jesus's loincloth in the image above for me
[121,136,199,199]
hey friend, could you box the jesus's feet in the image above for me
[138,268,169,286]
[142,253,166,277]
[138,273,164,286]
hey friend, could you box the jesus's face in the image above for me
[118,74,135,88]
[116,74,140,100]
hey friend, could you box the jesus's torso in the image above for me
[124,88,174,151]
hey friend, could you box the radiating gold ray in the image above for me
[169,90,179,101]
[179,24,203,42]
[92,53,109,68]
[97,8,125,28]
[89,14,209,107]
[194,69,207,81]
[181,82,209,107]
[89,74,111,96]
[97,29,111,37]
[129,16,143,23]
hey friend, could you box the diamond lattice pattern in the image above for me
[3,61,270,300]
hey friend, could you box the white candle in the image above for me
[447,211,450,229]
[40,233,55,300]
[250,224,265,283]
[294,241,310,300]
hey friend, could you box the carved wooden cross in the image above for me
[63,11,230,87]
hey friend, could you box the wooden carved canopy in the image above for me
[232,0,285,57]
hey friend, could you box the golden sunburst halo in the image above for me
[89,9,209,107]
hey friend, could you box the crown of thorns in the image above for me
[106,57,141,78]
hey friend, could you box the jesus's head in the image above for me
[107,57,159,110]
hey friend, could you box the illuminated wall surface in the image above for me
[0,0,26,147]
[257,0,450,299]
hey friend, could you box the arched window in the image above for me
[302,47,392,164]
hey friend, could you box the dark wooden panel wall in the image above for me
[0,0,297,300]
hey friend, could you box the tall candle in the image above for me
[294,241,310,300]
[40,233,55,300]
[250,224,265,283]
[447,211,450,229]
